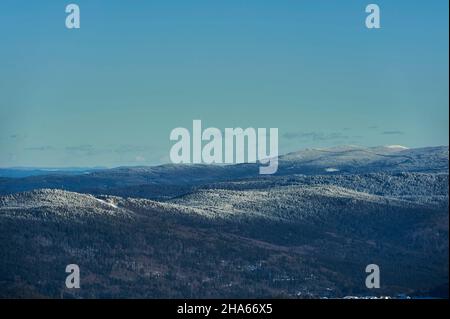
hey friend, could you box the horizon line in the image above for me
[0,144,448,170]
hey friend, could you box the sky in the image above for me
[0,0,448,167]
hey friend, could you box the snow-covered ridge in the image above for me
[385,145,409,150]
[0,189,133,220]
[280,145,448,175]
[0,189,112,209]
[1,168,448,223]
[0,188,214,220]
[170,183,442,221]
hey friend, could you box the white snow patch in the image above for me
[385,145,409,150]
[94,198,118,209]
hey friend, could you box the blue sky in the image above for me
[0,0,448,167]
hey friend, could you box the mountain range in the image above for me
[0,145,448,298]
